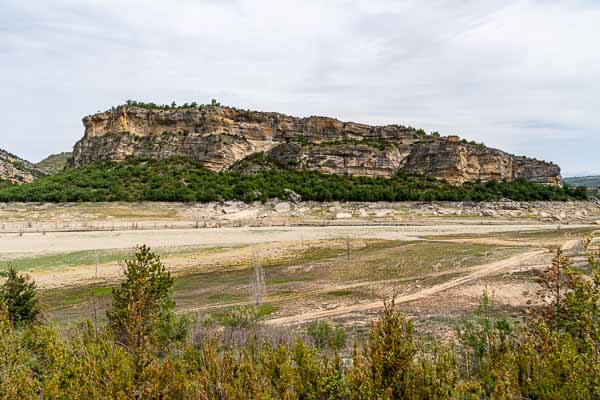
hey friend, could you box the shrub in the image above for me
[0,157,587,203]
[0,242,597,398]
[0,265,40,327]
[306,320,347,351]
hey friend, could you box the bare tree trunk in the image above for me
[251,251,266,307]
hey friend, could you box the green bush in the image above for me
[0,266,40,327]
[307,320,347,351]
[0,157,587,203]
[0,241,599,398]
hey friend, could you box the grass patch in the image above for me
[40,283,115,310]
[207,293,242,303]
[1,245,236,272]
[327,290,354,297]
[424,227,597,242]
[2,249,132,272]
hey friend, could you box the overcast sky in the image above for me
[1,0,598,176]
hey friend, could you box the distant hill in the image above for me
[0,148,47,184]
[36,152,72,175]
[564,176,600,188]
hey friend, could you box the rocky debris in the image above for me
[274,202,292,213]
[373,209,394,217]
[481,209,498,217]
[0,148,47,184]
[70,104,562,185]
[2,201,598,233]
[335,212,353,219]
[283,189,302,203]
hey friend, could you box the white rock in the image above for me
[274,202,292,213]
[335,212,353,219]
[374,209,393,217]
[437,208,456,215]
[222,209,259,221]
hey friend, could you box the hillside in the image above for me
[71,101,562,185]
[565,175,600,188]
[0,157,586,203]
[0,148,47,184]
[36,152,72,174]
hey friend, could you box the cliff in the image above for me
[71,104,562,185]
[0,149,47,184]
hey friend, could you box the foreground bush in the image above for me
[0,157,587,203]
[0,244,598,399]
[0,266,39,327]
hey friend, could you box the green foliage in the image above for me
[220,304,277,330]
[307,320,347,351]
[297,137,391,150]
[460,138,486,149]
[0,242,598,398]
[220,306,261,330]
[0,265,40,327]
[107,245,175,347]
[35,152,72,175]
[0,157,587,203]
[458,290,512,359]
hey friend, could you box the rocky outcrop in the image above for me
[0,149,47,184]
[269,142,408,177]
[71,104,562,185]
[404,142,562,185]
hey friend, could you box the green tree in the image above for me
[107,246,174,342]
[0,265,40,326]
[307,320,347,352]
[106,245,174,391]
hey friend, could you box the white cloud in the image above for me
[0,0,598,176]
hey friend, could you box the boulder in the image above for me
[335,212,353,219]
[373,209,393,217]
[274,202,292,213]
[283,189,302,203]
[482,209,498,217]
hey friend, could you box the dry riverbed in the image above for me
[0,202,598,337]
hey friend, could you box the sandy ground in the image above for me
[0,223,587,256]
[263,238,584,326]
[264,248,551,326]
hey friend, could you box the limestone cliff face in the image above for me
[0,149,47,184]
[71,105,562,185]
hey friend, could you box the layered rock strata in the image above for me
[0,149,47,184]
[71,104,562,185]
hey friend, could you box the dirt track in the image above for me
[264,246,559,326]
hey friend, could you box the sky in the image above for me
[1,0,599,177]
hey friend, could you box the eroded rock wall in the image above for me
[71,105,562,185]
[0,149,46,184]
